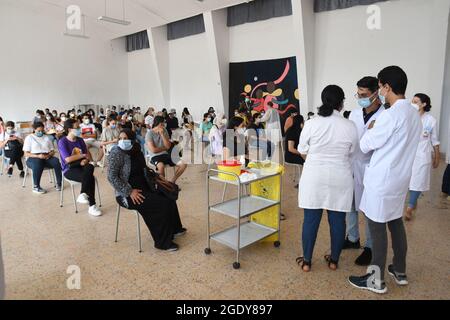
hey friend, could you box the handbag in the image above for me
[68,159,84,169]
[143,167,180,201]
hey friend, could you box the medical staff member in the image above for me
[349,66,421,294]
[405,94,440,220]
[296,85,358,272]
[343,77,385,267]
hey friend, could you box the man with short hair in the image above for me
[343,76,385,266]
[349,66,421,294]
[146,116,187,183]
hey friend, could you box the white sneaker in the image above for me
[88,205,102,217]
[76,193,90,204]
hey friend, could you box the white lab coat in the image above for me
[409,113,440,192]
[298,110,358,212]
[260,108,282,145]
[359,99,421,223]
[349,106,385,211]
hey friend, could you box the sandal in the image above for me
[324,255,338,271]
[296,256,311,272]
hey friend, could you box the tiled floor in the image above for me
[0,162,449,300]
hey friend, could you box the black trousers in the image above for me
[5,148,24,171]
[442,164,450,195]
[64,164,96,206]
[117,191,183,250]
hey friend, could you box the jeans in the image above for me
[26,157,62,188]
[408,190,422,208]
[346,210,373,249]
[302,209,346,263]
[64,164,96,206]
[368,217,407,281]
[442,164,450,195]
[136,134,145,153]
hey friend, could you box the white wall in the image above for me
[0,1,129,122]
[127,48,163,107]
[229,15,296,62]
[312,0,450,128]
[168,33,219,122]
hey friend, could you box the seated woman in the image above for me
[0,121,25,177]
[246,113,273,161]
[222,116,248,165]
[100,117,120,155]
[284,114,305,165]
[108,129,186,252]
[199,113,213,142]
[44,113,58,142]
[23,122,63,194]
[58,119,102,217]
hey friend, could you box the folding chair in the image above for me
[114,204,142,253]
[59,176,102,213]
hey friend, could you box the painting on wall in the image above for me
[229,56,299,129]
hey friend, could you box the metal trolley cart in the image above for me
[205,168,281,269]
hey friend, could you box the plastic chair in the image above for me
[59,176,102,213]
[114,204,142,253]
[22,163,56,188]
[0,149,10,176]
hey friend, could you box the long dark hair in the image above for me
[63,119,78,136]
[414,93,432,112]
[120,128,141,157]
[318,85,345,117]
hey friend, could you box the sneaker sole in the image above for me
[32,190,46,194]
[174,231,186,238]
[348,279,388,294]
[388,270,409,286]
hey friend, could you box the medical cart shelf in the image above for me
[205,168,281,270]
[209,195,278,219]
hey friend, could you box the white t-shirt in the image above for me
[145,115,154,127]
[23,134,54,154]
[80,123,97,142]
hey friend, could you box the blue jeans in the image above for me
[302,209,346,263]
[408,190,422,208]
[136,134,145,153]
[26,157,62,188]
[346,211,372,249]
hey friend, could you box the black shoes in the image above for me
[348,272,387,294]
[355,247,372,266]
[165,243,179,252]
[388,264,409,286]
[7,167,13,177]
[342,237,361,250]
[174,228,187,238]
[20,171,25,178]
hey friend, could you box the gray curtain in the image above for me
[167,14,205,41]
[227,0,293,27]
[314,0,387,13]
[126,30,150,52]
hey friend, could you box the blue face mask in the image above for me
[110,125,117,129]
[118,139,133,151]
[358,93,377,108]
[378,89,386,105]
[72,128,81,137]
[35,131,44,138]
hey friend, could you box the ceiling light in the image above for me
[98,16,131,25]
[98,0,131,26]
